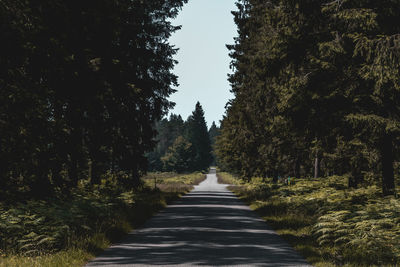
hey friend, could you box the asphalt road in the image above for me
[86,169,310,266]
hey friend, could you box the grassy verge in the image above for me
[217,172,400,266]
[143,172,206,193]
[216,172,241,185]
[0,172,206,267]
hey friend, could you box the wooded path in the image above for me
[86,169,310,266]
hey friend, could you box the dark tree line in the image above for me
[216,0,400,195]
[0,0,187,199]
[147,102,215,173]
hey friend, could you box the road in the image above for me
[86,169,310,266]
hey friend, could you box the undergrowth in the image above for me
[143,172,206,192]
[218,172,400,266]
[0,172,205,267]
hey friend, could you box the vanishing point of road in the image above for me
[86,168,310,266]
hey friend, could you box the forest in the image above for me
[216,0,400,196]
[147,102,218,173]
[1,0,400,266]
[0,0,198,265]
[215,0,400,265]
[0,0,188,200]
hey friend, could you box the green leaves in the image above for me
[0,186,141,256]
[314,197,400,263]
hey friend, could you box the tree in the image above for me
[147,114,185,171]
[185,102,213,171]
[0,0,187,198]
[161,136,195,173]
[216,0,400,196]
[208,121,220,165]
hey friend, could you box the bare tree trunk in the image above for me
[348,168,363,188]
[131,168,141,188]
[272,169,278,183]
[91,159,101,185]
[314,152,321,178]
[293,156,300,178]
[381,134,395,196]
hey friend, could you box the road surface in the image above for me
[86,169,310,266]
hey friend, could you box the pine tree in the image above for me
[185,102,213,171]
[208,121,220,165]
[323,0,400,195]
[0,0,188,198]
[217,0,400,196]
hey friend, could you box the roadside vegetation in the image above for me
[0,172,205,267]
[216,2,400,265]
[142,172,207,192]
[218,172,400,266]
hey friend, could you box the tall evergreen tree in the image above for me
[323,0,400,195]
[185,102,213,171]
[217,0,399,195]
[0,0,187,198]
[208,121,220,165]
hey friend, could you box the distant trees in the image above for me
[208,121,220,165]
[216,0,400,195]
[185,102,213,171]
[162,136,195,173]
[148,102,213,173]
[0,0,187,199]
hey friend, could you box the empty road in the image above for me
[86,169,310,266]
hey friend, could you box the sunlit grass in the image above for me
[216,172,242,185]
[143,172,206,193]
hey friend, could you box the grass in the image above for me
[216,172,242,185]
[217,172,400,266]
[143,171,206,193]
[0,172,206,267]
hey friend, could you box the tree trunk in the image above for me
[293,156,300,178]
[272,169,278,183]
[68,155,79,188]
[381,134,395,196]
[91,159,101,185]
[30,162,53,198]
[348,168,363,188]
[314,152,321,178]
[131,168,141,188]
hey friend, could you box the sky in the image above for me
[168,0,238,128]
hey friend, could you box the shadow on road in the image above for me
[87,175,309,266]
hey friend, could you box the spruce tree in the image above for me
[0,0,187,198]
[217,0,400,196]
[208,121,220,165]
[323,0,400,195]
[185,102,213,171]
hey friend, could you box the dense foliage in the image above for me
[147,102,214,173]
[219,173,400,266]
[216,0,400,195]
[0,0,187,199]
[0,172,205,263]
[208,121,220,165]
